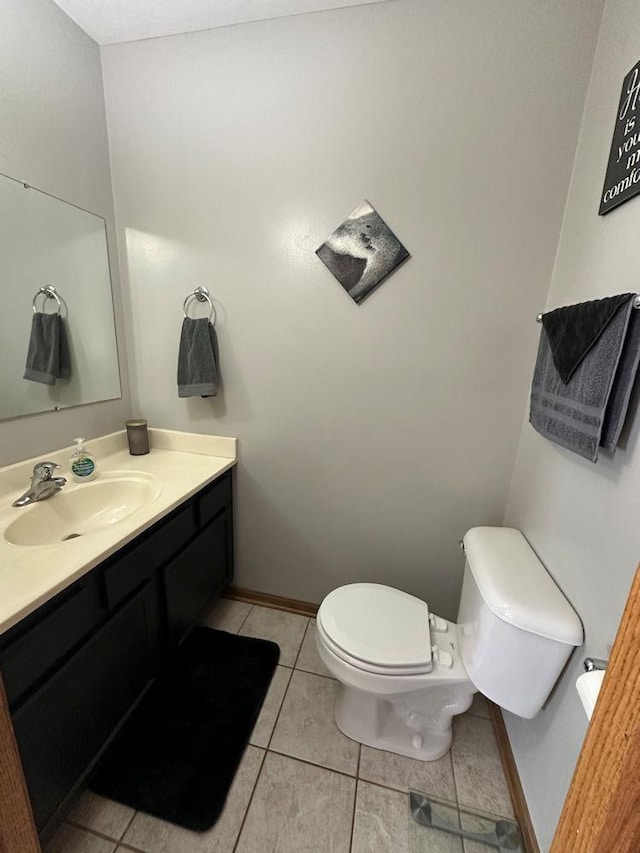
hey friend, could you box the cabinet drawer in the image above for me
[197,471,232,527]
[103,504,196,609]
[0,576,104,709]
[13,583,157,833]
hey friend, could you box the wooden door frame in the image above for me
[0,674,39,853]
[551,564,640,852]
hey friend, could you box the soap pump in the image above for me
[70,437,97,482]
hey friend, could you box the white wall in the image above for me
[102,0,602,618]
[0,0,130,466]
[503,0,640,848]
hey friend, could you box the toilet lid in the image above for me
[318,583,433,671]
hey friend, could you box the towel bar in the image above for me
[536,294,640,322]
[183,286,216,325]
[32,285,61,314]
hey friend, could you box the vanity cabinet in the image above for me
[0,468,234,838]
[166,473,232,645]
[12,583,159,831]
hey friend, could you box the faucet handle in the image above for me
[33,461,60,480]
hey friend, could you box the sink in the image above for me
[4,472,162,546]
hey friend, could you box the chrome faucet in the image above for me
[12,461,67,507]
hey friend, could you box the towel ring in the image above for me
[183,286,216,325]
[32,285,62,314]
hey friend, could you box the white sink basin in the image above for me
[4,472,162,546]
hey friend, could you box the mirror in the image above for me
[0,172,121,421]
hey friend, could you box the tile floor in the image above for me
[46,599,514,853]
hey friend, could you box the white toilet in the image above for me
[315,527,583,761]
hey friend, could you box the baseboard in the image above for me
[489,704,540,853]
[224,586,319,618]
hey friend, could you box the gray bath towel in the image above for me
[23,312,71,385]
[177,318,219,398]
[530,298,640,462]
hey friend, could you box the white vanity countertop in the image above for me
[0,429,237,636]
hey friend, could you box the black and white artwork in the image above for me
[316,201,410,304]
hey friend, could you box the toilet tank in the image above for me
[457,527,583,718]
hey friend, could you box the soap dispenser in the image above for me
[70,437,97,482]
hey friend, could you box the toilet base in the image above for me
[333,682,476,761]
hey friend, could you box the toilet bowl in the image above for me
[315,527,583,761]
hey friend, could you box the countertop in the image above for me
[0,429,237,636]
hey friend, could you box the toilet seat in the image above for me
[317,583,433,675]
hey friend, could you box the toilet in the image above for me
[315,526,583,761]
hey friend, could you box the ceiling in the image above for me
[51,0,391,46]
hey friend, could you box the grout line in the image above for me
[62,820,146,853]
[115,839,157,853]
[235,603,254,634]
[119,807,138,842]
[348,748,360,853]
[355,774,459,802]
[231,747,268,853]
[116,841,149,853]
[293,619,312,670]
[64,819,122,845]
[253,661,334,682]
[451,749,461,810]
[266,747,359,780]
[290,622,310,671]
[348,745,362,852]
[292,665,336,682]
[264,665,294,752]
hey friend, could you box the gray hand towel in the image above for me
[541,293,634,382]
[529,297,640,462]
[177,318,219,398]
[23,312,71,385]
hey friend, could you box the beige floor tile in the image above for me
[44,823,117,853]
[270,669,360,774]
[238,605,308,666]
[235,752,355,853]
[359,744,456,801]
[121,746,264,853]
[66,790,134,840]
[295,619,331,677]
[466,694,491,720]
[352,781,409,853]
[451,715,514,818]
[200,598,252,633]
[249,664,292,748]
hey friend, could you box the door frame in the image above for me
[550,564,640,852]
[0,674,39,853]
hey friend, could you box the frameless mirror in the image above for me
[0,172,121,421]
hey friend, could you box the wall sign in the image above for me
[600,60,640,215]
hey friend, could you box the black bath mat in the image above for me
[90,627,279,831]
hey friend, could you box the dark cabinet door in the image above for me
[0,575,105,710]
[12,583,158,833]
[165,509,232,646]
